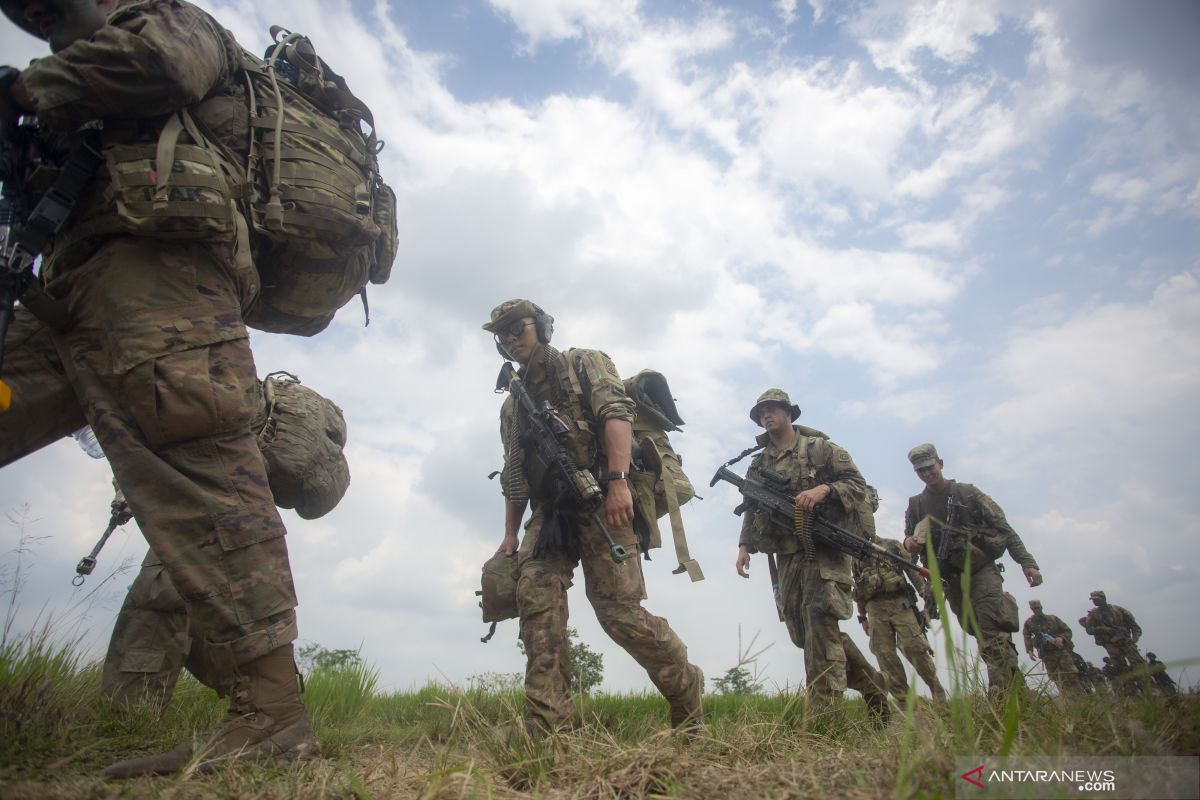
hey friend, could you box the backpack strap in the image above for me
[640,436,704,582]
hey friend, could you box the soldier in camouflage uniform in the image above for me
[1,0,314,776]
[1145,653,1177,697]
[486,299,703,733]
[1081,590,1145,694]
[853,526,947,702]
[902,444,1042,693]
[1021,600,1081,696]
[734,389,885,713]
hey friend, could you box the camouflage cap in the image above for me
[1090,590,1106,601]
[1146,652,1157,660]
[1029,599,1042,609]
[908,443,940,469]
[749,388,801,425]
[1,0,40,40]
[482,299,540,334]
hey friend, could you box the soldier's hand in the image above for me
[498,533,518,556]
[795,484,832,510]
[903,536,920,555]
[735,546,751,578]
[1023,566,1043,587]
[1054,637,1065,648]
[603,478,634,529]
[1026,650,1037,661]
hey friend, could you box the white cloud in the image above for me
[487,0,638,49]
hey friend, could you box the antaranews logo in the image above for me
[959,762,1116,793]
[961,764,985,789]
[954,756,1198,799]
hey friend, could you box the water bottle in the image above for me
[72,426,104,459]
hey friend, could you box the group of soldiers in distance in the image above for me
[1022,591,1177,698]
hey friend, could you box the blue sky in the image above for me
[2,0,1198,695]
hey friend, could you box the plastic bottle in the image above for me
[72,426,105,459]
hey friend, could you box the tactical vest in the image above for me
[744,434,837,555]
[855,555,909,604]
[515,348,600,504]
[908,481,1005,574]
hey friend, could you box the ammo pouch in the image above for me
[999,591,1021,633]
[254,372,350,519]
[477,552,519,643]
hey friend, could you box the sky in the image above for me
[2,0,1198,697]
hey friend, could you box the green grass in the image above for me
[0,628,1196,798]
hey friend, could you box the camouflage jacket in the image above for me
[904,480,1038,575]
[1082,604,1141,646]
[1022,613,1074,655]
[737,427,866,583]
[499,345,635,507]
[852,537,924,614]
[17,0,247,274]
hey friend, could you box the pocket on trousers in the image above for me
[213,504,296,625]
[120,649,167,674]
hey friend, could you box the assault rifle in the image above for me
[903,583,929,633]
[710,464,930,580]
[0,76,103,411]
[498,361,630,564]
[1037,631,1062,652]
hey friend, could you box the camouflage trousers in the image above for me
[865,592,946,700]
[1100,641,1147,694]
[102,550,203,706]
[943,563,1019,691]
[777,552,883,705]
[516,505,700,730]
[0,238,298,680]
[1036,647,1082,696]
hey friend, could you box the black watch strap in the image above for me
[600,471,629,484]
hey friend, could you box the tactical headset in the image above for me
[495,304,554,359]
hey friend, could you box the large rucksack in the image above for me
[621,370,703,582]
[237,27,399,336]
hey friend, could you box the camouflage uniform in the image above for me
[854,537,946,701]
[102,549,204,707]
[491,307,701,732]
[1082,592,1145,692]
[1145,653,1177,697]
[738,397,869,707]
[905,447,1036,692]
[1021,603,1081,695]
[1,0,313,775]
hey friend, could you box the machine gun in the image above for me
[710,464,929,579]
[499,361,629,563]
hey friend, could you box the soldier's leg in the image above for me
[1044,651,1081,696]
[866,602,910,697]
[967,566,1019,692]
[514,508,577,731]
[842,632,890,725]
[45,239,314,777]
[102,550,190,708]
[580,519,702,727]
[894,616,946,700]
[0,307,85,466]
[794,558,850,706]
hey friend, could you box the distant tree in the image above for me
[297,642,362,672]
[712,665,762,695]
[517,627,604,694]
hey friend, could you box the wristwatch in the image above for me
[599,471,629,484]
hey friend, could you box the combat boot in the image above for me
[864,690,892,729]
[102,643,318,779]
[669,664,705,731]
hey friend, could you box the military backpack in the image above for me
[238,27,398,336]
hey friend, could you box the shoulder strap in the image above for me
[639,436,703,583]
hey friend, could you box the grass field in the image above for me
[2,619,1198,800]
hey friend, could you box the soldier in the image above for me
[1021,600,1081,696]
[902,443,1042,694]
[1145,653,1177,697]
[854,527,947,702]
[1070,652,1107,696]
[1,0,314,776]
[733,389,891,719]
[486,299,703,733]
[1082,590,1146,693]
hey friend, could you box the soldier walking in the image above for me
[486,299,703,734]
[1082,591,1146,694]
[902,444,1042,695]
[1022,600,1082,696]
[732,389,890,720]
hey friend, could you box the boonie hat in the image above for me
[749,388,800,425]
